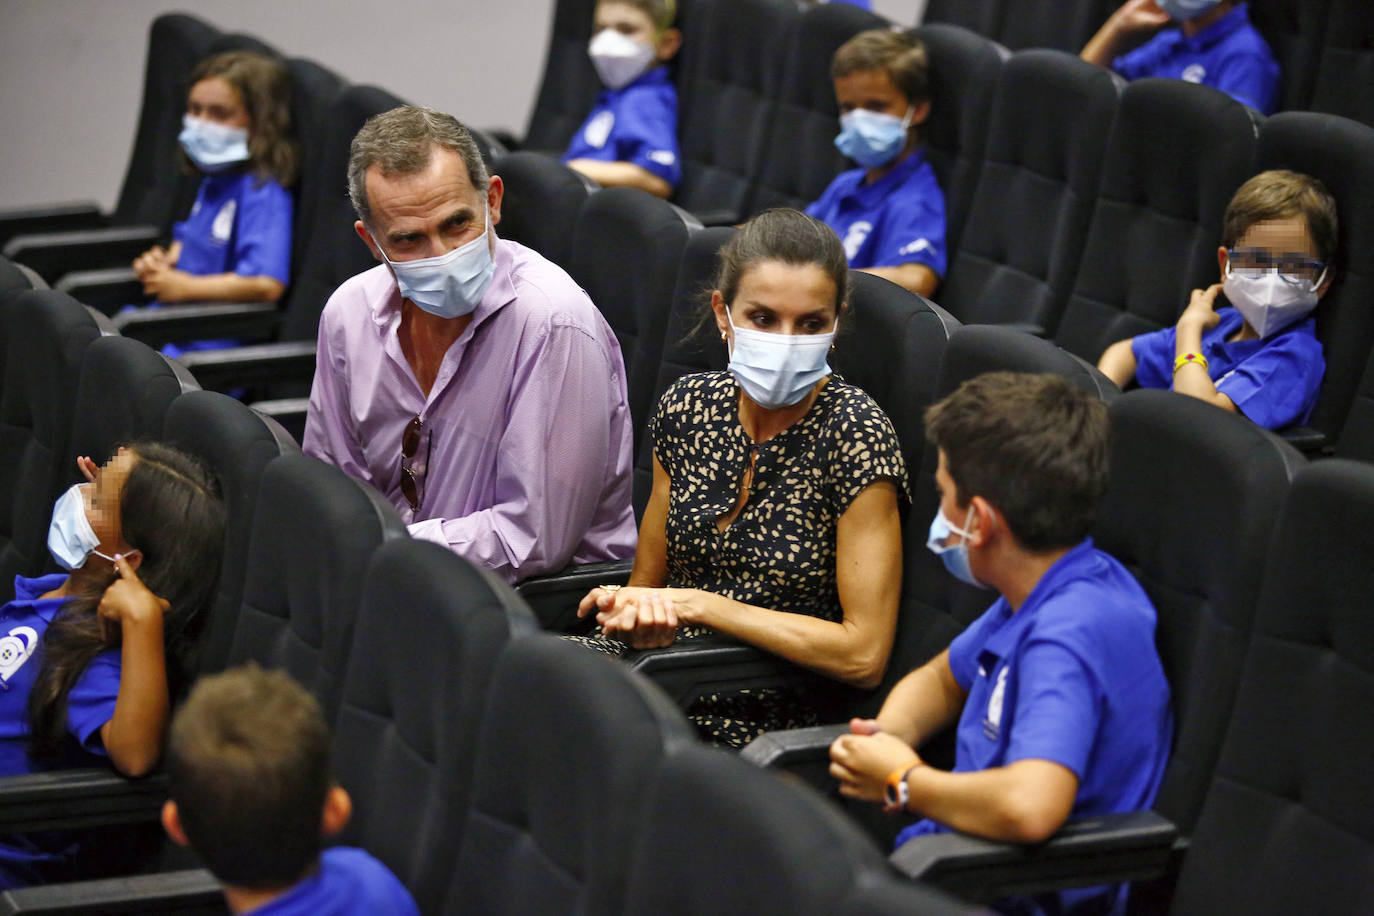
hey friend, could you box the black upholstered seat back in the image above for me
[227,454,406,722]
[521,0,603,153]
[1054,78,1259,362]
[1171,459,1374,913]
[937,50,1119,331]
[332,538,537,913]
[1097,388,1302,834]
[1307,0,1374,129]
[493,152,593,271]
[451,635,694,915]
[0,292,101,599]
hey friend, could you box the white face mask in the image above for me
[378,203,495,319]
[47,484,117,571]
[588,28,657,90]
[1223,261,1325,338]
[178,114,251,173]
[725,313,835,409]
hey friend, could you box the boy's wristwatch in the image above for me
[884,763,921,810]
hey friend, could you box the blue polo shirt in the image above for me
[0,575,121,777]
[1131,306,1324,430]
[0,574,122,889]
[246,847,419,916]
[895,540,1172,916]
[563,66,681,189]
[1113,3,1279,114]
[805,147,946,277]
[172,171,293,287]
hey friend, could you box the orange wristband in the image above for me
[883,762,921,811]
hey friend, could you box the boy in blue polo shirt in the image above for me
[162,666,418,916]
[830,372,1172,916]
[806,30,945,297]
[563,0,682,199]
[1098,169,1336,431]
[1082,0,1279,113]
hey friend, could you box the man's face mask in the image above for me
[378,202,496,320]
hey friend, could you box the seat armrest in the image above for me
[740,722,848,768]
[515,558,634,631]
[625,637,812,708]
[3,226,161,285]
[174,341,317,392]
[0,868,224,915]
[890,809,1180,903]
[0,768,167,833]
[54,268,144,315]
[687,207,744,228]
[112,302,281,349]
[0,203,105,248]
[1279,425,1329,455]
[248,397,309,446]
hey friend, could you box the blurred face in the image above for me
[355,147,504,263]
[1220,215,1331,295]
[834,68,910,120]
[712,261,839,343]
[85,449,137,557]
[187,76,250,132]
[594,1,658,46]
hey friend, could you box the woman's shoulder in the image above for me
[659,370,734,407]
[820,377,898,429]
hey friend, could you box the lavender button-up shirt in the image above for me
[303,237,636,582]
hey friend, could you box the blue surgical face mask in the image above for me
[178,114,251,173]
[726,313,835,409]
[47,484,117,571]
[926,504,989,589]
[379,203,496,319]
[1155,0,1221,21]
[834,107,914,169]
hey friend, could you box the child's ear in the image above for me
[162,800,190,847]
[321,785,352,838]
[656,27,682,62]
[120,548,144,574]
[908,98,933,127]
[1217,245,1229,276]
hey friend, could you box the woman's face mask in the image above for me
[724,312,835,410]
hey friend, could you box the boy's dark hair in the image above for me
[604,0,676,31]
[925,372,1108,552]
[348,105,489,230]
[714,208,850,313]
[831,30,931,107]
[167,665,332,888]
[1222,169,1339,265]
[187,51,298,187]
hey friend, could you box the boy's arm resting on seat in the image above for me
[860,263,939,298]
[140,269,284,303]
[566,159,673,199]
[1171,283,1237,413]
[1081,0,1171,68]
[96,556,171,778]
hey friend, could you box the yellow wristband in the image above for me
[1173,352,1208,375]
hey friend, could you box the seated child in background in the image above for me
[830,372,1172,916]
[131,50,297,355]
[563,0,682,199]
[1082,0,1279,114]
[162,665,419,916]
[806,29,945,298]
[1098,169,1336,431]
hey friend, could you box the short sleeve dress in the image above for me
[571,371,909,746]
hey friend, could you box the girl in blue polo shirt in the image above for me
[130,51,297,337]
[1098,170,1337,431]
[563,0,683,198]
[0,443,225,886]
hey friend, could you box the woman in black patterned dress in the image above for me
[574,209,909,747]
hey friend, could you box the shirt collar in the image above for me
[1010,538,1099,618]
[1181,3,1250,51]
[11,573,72,622]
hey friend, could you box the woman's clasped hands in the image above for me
[576,585,694,649]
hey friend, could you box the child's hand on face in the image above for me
[1179,283,1224,333]
[1111,0,1172,33]
[77,455,100,484]
[97,555,169,643]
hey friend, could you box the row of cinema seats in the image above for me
[2,258,1373,914]
[919,0,1374,129]
[0,274,975,914]
[7,8,1374,460]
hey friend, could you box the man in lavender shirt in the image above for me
[303,106,636,583]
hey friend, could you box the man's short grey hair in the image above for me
[347,105,490,228]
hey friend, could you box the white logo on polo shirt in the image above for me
[899,238,935,258]
[0,626,39,683]
[1182,64,1207,84]
[211,199,237,244]
[647,149,676,166]
[982,666,1009,740]
[842,221,873,261]
[584,110,616,149]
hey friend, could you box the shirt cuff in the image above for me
[406,518,449,547]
